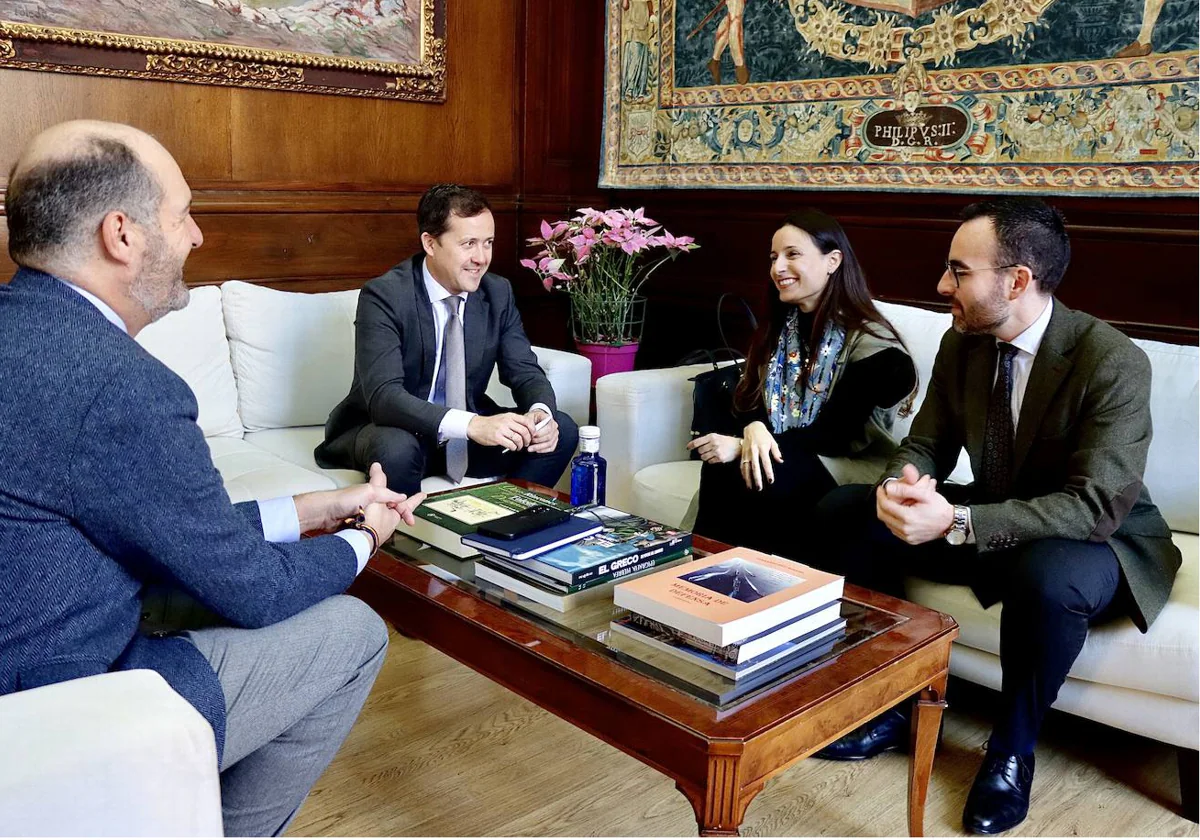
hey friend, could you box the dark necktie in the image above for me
[441,297,468,483]
[981,342,1019,501]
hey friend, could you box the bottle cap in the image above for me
[579,425,600,440]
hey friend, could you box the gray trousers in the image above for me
[185,595,388,837]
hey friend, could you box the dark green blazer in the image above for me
[886,300,1180,632]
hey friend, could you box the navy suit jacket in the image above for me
[316,254,556,467]
[0,269,360,760]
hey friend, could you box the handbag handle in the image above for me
[717,293,758,352]
[674,294,759,370]
[679,346,743,373]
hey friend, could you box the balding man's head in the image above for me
[7,121,164,270]
[6,120,202,335]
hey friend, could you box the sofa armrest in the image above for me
[596,363,717,512]
[0,670,223,837]
[485,346,592,430]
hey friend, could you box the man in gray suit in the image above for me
[317,184,579,494]
[813,198,1180,834]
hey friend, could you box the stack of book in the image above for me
[610,547,846,685]
[471,506,693,612]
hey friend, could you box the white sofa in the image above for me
[137,280,592,500]
[0,280,592,835]
[596,301,1200,771]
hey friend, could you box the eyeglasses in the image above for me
[943,261,1020,288]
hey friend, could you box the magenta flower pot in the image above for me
[575,341,639,386]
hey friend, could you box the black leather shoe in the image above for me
[814,706,910,760]
[963,752,1035,835]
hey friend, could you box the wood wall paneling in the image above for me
[0,0,522,289]
[0,0,1194,353]
[616,191,1199,358]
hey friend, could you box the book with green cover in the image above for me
[400,482,569,558]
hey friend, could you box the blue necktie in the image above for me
[441,297,468,483]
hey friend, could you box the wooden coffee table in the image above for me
[349,483,958,836]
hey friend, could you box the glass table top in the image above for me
[383,533,908,710]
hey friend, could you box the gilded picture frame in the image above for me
[0,0,446,102]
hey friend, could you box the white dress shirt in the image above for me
[999,297,1054,433]
[420,262,550,443]
[57,278,370,572]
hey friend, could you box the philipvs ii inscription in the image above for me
[864,106,970,150]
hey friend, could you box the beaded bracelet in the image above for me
[341,506,380,556]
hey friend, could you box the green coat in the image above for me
[886,301,1180,632]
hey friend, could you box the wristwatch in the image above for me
[944,505,970,546]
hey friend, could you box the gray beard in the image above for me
[130,231,188,324]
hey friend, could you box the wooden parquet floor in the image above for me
[287,626,1198,837]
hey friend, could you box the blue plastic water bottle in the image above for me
[570,425,607,506]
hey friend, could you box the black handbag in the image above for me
[680,294,759,459]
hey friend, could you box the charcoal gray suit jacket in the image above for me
[317,254,556,467]
[885,300,1180,631]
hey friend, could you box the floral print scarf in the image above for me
[764,308,847,433]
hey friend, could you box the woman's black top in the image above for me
[736,315,917,457]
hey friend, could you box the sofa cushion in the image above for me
[906,532,1199,704]
[221,281,359,432]
[206,437,337,503]
[874,301,952,442]
[136,285,242,439]
[1132,337,1199,534]
[871,301,977,484]
[242,427,499,495]
[949,644,1199,750]
[0,670,223,836]
[632,460,702,529]
[244,427,366,489]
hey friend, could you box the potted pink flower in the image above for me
[522,207,696,381]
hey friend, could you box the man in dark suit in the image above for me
[316,184,579,494]
[0,120,425,836]
[813,198,1180,834]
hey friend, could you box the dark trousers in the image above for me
[814,483,1125,756]
[693,444,836,560]
[352,409,579,496]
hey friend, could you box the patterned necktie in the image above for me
[980,342,1019,501]
[441,296,468,483]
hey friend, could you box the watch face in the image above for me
[945,528,966,546]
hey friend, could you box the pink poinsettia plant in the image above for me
[521,207,697,345]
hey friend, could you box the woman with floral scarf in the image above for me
[687,208,916,558]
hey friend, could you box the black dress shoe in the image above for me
[814,706,910,760]
[963,751,1035,835]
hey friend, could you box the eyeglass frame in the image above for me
[943,261,1024,288]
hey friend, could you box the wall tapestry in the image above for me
[0,0,445,101]
[601,0,1199,194]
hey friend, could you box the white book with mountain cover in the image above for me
[612,547,844,647]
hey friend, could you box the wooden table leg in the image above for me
[676,747,765,837]
[908,674,949,837]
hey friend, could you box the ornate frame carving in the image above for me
[0,0,446,101]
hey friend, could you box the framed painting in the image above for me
[0,0,446,101]
[601,0,1199,195]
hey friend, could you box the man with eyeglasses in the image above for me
[812,197,1180,834]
